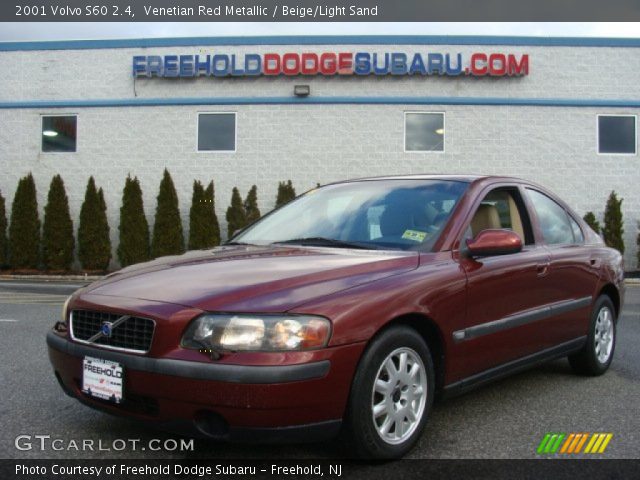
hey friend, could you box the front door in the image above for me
[456,186,555,378]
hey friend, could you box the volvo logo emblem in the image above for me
[100,322,113,338]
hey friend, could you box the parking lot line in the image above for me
[0,292,67,305]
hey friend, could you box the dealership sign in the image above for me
[132,52,529,78]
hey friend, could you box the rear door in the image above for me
[524,188,600,346]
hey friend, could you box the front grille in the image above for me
[70,310,155,353]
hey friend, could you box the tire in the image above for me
[568,295,617,376]
[343,325,435,459]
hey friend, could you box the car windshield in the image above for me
[233,179,469,251]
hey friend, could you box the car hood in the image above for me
[81,245,419,312]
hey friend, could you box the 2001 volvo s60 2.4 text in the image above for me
[47,175,623,459]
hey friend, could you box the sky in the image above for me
[0,22,639,42]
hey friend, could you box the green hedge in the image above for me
[42,175,74,270]
[602,191,624,254]
[151,169,184,258]
[0,190,7,268]
[118,175,150,267]
[226,187,246,239]
[78,177,111,271]
[9,173,40,269]
[275,180,296,208]
[244,185,261,224]
[189,180,220,250]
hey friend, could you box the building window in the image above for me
[197,113,236,152]
[42,115,77,153]
[597,115,636,155]
[405,112,445,152]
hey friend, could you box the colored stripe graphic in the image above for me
[538,433,613,454]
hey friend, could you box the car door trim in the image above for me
[443,336,587,398]
[452,296,592,343]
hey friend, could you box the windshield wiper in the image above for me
[224,241,252,246]
[273,237,376,250]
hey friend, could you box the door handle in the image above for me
[537,262,550,277]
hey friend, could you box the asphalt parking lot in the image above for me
[0,280,638,460]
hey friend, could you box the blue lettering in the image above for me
[230,55,245,76]
[132,56,147,77]
[391,53,407,75]
[354,52,371,75]
[212,54,230,77]
[147,56,163,77]
[179,55,195,77]
[372,53,390,75]
[195,55,211,76]
[445,53,462,76]
[244,54,262,75]
[409,54,426,75]
[427,53,444,75]
[164,55,179,77]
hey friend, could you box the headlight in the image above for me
[181,314,331,352]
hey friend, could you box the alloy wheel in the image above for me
[371,347,427,445]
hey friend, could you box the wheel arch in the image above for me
[373,313,447,394]
[599,283,620,319]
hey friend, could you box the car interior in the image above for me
[465,189,531,244]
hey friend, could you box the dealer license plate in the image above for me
[82,356,123,404]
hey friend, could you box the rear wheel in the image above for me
[344,326,434,459]
[568,295,616,376]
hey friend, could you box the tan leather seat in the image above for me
[471,204,501,236]
[507,195,525,241]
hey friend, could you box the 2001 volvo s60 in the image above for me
[47,175,623,459]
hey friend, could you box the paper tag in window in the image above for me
[402,230,427,242]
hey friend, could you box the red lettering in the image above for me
[263,53,281,75]
[319,53,337,75]
[488,54,506,76]
[301,53,319,75]
[470,53,487,76]
[507,54,529,76]
[338,52,353,74]
[282,53,300,75]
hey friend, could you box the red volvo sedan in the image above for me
[47,175,623,459]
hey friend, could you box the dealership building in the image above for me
[0,35,639,268]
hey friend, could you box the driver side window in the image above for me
[464,188,533,245]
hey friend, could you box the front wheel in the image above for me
[569,295,616,376]
[343,326,434,459]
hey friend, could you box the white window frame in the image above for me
[40,113,78,154]
[404,111,445,153]
[596,114,637,156]
[196,112,237,153]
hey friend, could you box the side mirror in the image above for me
[465,229,522,257]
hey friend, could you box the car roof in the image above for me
[329,174,528,185]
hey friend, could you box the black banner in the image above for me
[4,459,640,480]
[4,0,640,22]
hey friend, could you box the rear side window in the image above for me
[527,189,575,245]
[568,216,584,243]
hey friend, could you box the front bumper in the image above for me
[47,330,364,442]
